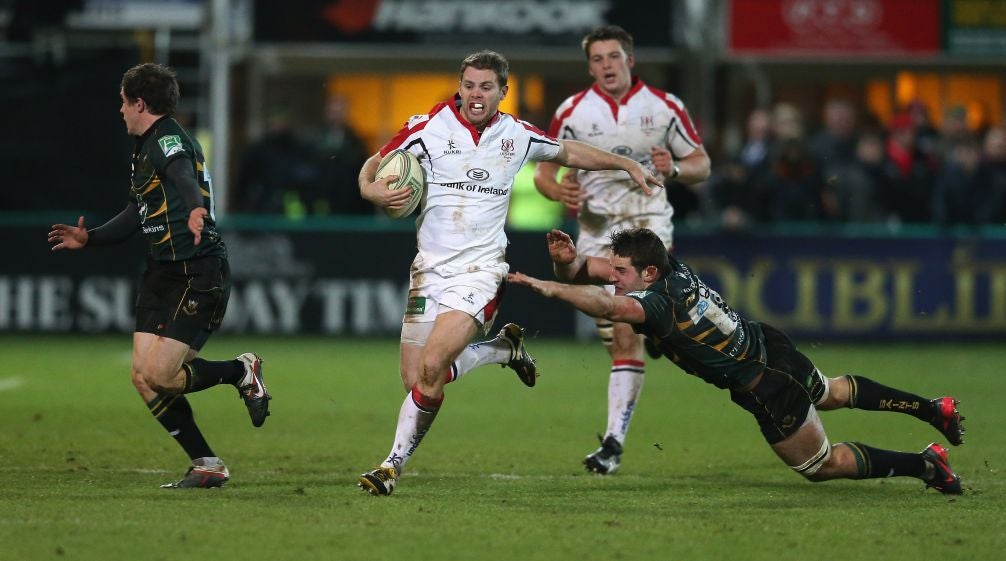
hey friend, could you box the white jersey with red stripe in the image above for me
[381,96,561,276]
[548,78,703,219]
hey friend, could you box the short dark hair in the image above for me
[121,63,179,116]
[581,25,634,59]
[459,50,509,88]
[610,228,670,276]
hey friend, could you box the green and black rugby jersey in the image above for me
[130,116,225,262]
[626,255,766,390]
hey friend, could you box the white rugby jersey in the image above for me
[380,95,561,275]
[548,78,703,217]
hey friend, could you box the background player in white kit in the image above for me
[534,26,711,475]
[356,50,663,495]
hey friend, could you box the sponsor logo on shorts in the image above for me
[406,296,427,315]
[157,135,184,157]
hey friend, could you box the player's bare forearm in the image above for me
[555,139,628,171]
[533,162,579,211]
[358,153,381,193]
[536,162,584,211]
[510,271,647,324]
[675,146,712,184]
[554,140,661,195]
[546,229,612,284]
[532,160,562,200]
[553,257,588,283]
[555,255,617,285]
[546,229,584,282]
[509,272,615,317]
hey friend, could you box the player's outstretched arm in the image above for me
[358,152,414,211]
[547,229,612,284]
[508,271,645,323]
[50,202,141,251]
[48,216,89,251]
[552,140,663,195]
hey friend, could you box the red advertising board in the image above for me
[728,0,940,56]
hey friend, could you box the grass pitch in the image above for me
[0,334,1002,561]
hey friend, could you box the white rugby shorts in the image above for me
[403,263,508,336]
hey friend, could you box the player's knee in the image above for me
[805,450,848,481]
[398,370,415,392]
[145,378,173,394]
[610,336,643,361]
[819,374,853,409]
[139,369,174,394]
[130,368,149,392]
[418,356,449,387]
[790,439,833,481]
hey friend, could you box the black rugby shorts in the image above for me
[135,256,231,350]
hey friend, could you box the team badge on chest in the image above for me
[500,138,514,162]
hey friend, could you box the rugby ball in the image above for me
[375,149,425,219]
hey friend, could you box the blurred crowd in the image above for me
[233,94,1006,231]
[234,95,372,217]
[698,100,1006,231]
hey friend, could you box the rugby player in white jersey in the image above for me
[534,26,711,475]
[356,50,663,495]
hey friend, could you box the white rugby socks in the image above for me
[382,386,442,473]
[445,338,511,383]
[605,360,645,444]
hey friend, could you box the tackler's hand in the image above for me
[545,229,577,265]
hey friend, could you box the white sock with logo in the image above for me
[445,338,511,383]
[605,360,645,444]
[382,387,441,474]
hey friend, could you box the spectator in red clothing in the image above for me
[883,113,936,223]
[906,100,941,161]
